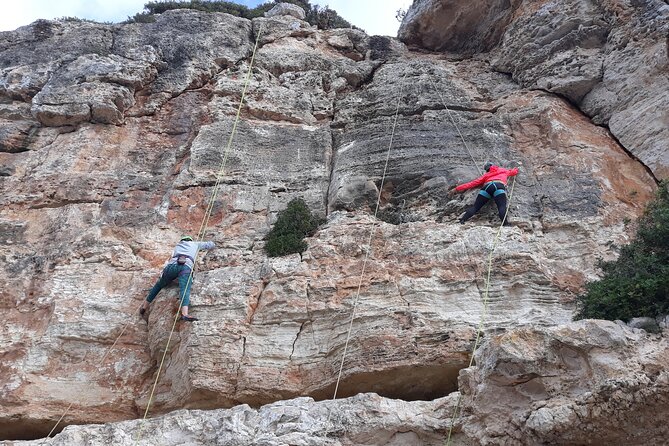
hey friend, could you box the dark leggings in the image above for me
[146,263,193,307]
[461,182,508,222]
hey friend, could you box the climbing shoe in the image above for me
[180,315,199,322]
[139,307,148,322]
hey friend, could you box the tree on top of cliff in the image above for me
[576,182,669,322]
[128,0,351,29]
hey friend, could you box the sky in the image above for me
[0,0,414,37]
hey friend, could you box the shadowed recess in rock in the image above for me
[0,417,67,441]
[308,363,465,402]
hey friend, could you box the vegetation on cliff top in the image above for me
[127,0,352,30]
[576,182,669,322]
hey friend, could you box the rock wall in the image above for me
[5,321,668,446]
[0,3,662,444]
[399,0,669,179]
[458,320,669,445]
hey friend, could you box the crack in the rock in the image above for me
[505,373,559,387]
[304,282,319,348]
[289,321,306,360]
[324,123,336,216]
[28,198,103,210]
[354,59,388,90]
[248,276,269,324]
[234,335,247,396]
[393,278,417,347]
[602,124,660,184]
[389,103,501,121]
[520,86,658,184]
[324,64,393,214]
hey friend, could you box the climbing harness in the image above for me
[479,181,507,199]
[176,254,193,265]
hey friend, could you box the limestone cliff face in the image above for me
[7,321,669,446]
[399,0,669,179]
[0,2,664,445]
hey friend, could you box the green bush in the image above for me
[125,12,157,23]
[265,198,323,257]
[575,183,669,321]
[144,0,250,16]
[306,5,351,29]
[127,0,351,29]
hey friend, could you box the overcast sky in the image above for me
[0,0,413,37]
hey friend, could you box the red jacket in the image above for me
[455,165,518,192]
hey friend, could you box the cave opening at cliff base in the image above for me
[309,362,466,402]
[0,416,71,442]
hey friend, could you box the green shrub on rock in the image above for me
[575,183,669,321]
[129,0,351,29]
[265,198,323,257]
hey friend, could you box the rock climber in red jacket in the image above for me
[454,162,519,225]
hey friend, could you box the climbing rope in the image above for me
[426,74,483,175]
[444,176,517,445]
[135,23,265,443]
[323,68,409,437]
[424,63,521,443]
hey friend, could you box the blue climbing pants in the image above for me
[146,263,193,307]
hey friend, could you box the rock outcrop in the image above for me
[458,320,669,445]
[0,2,663,444]
[399,0,669,179]
[8,393,459,445]
[6,320,668,446]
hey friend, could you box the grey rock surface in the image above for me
[459,320,669,445]
[658,315,669,330]
[491,0,669,179]
[0,6,662,445]
[0,10,253,127]
[628,316,661,334]
[398,0,669,179]
[253,14,315,46]
[265,2,307,20]
[398,0,519,53]
[4,393,459,446]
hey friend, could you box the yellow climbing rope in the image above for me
[323,67,409,437]
[444,176,517,445]
[427,74,483,175]
[39,23,264,446]
[135,23,265,444]
[427,65,521,444]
